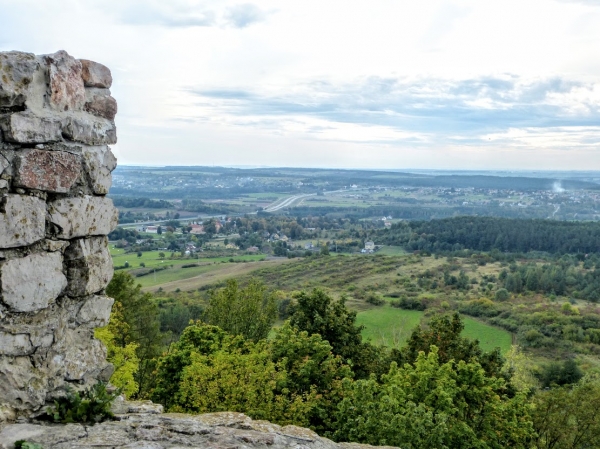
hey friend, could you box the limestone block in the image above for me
[0,356,47,413]
[13,149,81,193]
[61,115,117,145]
[53,329,109,381]
[0,332,33,356]
[80,59,112,88]
[84,88,117,120]
[64,237,113,296]
[0,51,38,108]
[76,295,114,326]
[0,112,62,144]
[0,252,67,312]
[48,195,118,239]
[82,145,117,194]
[0,194,46,248]
[43,50,85,112]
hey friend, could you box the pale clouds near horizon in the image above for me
[1,0,599,170]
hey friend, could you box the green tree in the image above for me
[288,289,386,378]
[397,313,507,381]
[152,324,234,409]
[175,340,313,426]
[205,279,277,342]
[106,271,165,397]
[332,347,534,448]
[270,322,352,431]
[95,302,139,398]
[532,376,600,449]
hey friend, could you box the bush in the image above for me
[14,442,43,449]
[48,382,119,424]
[365,293,385,306]
[391,296,427,311]
[495,288,510,302]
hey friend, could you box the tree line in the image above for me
[378,216,600,254]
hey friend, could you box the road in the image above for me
[263,193,316,212]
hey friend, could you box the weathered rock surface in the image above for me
[0,252,68,312]
[0,51,38,109]
[0,194,46,248]
[61,114,118,145]
[13,148,81,192]
[48,195,118,238]
[0,411,398,449]
[44,50,86,112]
[82,144,117,194]
[0,111,62,143]
[64,237,114,296]
[84,88,118,120]
[76,295,114,326]
[80,59,112,88]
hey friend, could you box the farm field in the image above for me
[140,258,296,292]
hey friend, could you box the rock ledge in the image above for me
[0,408,398,449]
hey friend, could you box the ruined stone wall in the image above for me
[0,50,118,421]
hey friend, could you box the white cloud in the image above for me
[0,0,599,169]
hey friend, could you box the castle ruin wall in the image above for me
[0,50,118,421]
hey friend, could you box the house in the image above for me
[365,241,375,251]
[304,242,314,250]
[225,243,239,249]
[384,222,392,228]
[190,225,205,235]
[247,246,259,253]
[145,226,158,234]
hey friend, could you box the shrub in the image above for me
[365,293,385,306]
[495,288,510,302]
[48,382,119,424]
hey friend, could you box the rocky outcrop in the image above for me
[0,409,398,449]
[0,50,118,420]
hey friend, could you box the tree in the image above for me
[397,313,506,380]
[288,289,387,379]
[205,279,277,342]
[95,302,140,398]
[270,322,352,432]
[532,376,600,449]
[105,271,165,397]
[157,226,162,235]
[152,322,314,426]
[175,339,313,426]
[332,347,534,448]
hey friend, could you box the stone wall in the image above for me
[0,50,118,421]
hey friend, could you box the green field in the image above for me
[357,306,423,347]
[357,306,512,353]
[462,316,513,353]
[111,248,264,269]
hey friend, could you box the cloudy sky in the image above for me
[1,0,599,169]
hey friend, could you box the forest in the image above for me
[378,216,600,254]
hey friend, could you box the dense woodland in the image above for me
[378,216,600,254]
